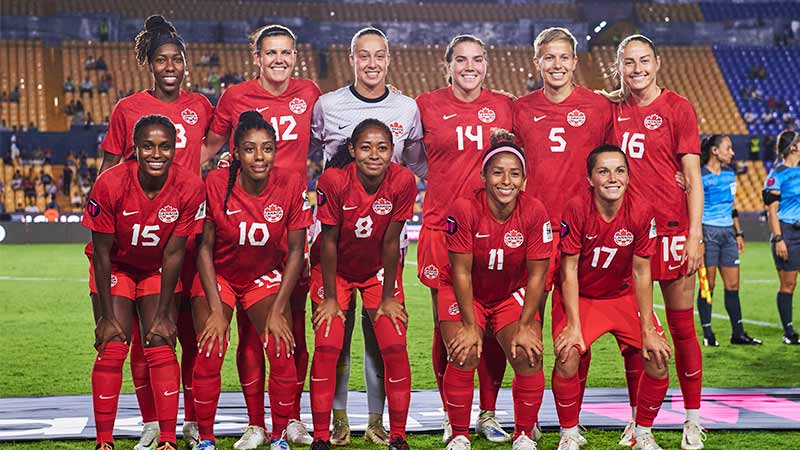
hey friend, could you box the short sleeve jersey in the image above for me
[81,160,205,274]
[610,89,701,234]
[764,163,800,223]
[416,87,513,229]
[209,78,321,178]
[204,167,313,292]
[512,86,613,226]
[101,90,213,175]
[702,166,736,227]
[445,190,552,306]
[314,162,417,281]
[560,192,657,299]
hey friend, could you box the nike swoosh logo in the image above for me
[442,114,457,120]
[256,106,269,113]
[122,210,138,216]
[668,263,683,271]
[226,209,241,215]
[585,235,598,240]
[475,233,490,238]
[557,401,577,408]
[98,394,117,400]
[684,369,701,378]
[195,399,215,405]
[265,283,281,289]
[163,390,179,396]
[279,401,295,406]
[533,115,546,122]
[311,377,329,382]
[617,117,631,122]
[242,379,260,387]
[342,205,358,210]
[338,124,349,130]
[388,377,408,383]
[446,401,465,408]
[647,405,661,411]
[523,401,535,406]
[134,385,148,391]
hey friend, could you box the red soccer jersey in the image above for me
[560,191,657,299]
[512,86,612,226]
[82,160,205,274]
[416,88,513,230]
[205,167,313,292]
[609,89,700,234]
[101,90,213,175]
[313,163,417,281]
[210,78,321,177]
[445,190,553,306]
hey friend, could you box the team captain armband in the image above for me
[731,208,739,218]
[763,191,781,205]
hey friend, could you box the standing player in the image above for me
[416,34,513,443]
[309,27,426,446]
[552,145,671,450]
[697,135,761,346]
[191,111,313,450]
[309,119,416,450]
[85,115,205,450]
[763,130,800,345]
[440,131,551,450]
[201,24,321,448]
[602,34,706,449]
[92,15,213,449]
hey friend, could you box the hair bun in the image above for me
[490,128,515,147]
[144,15,175,33]
[239,110,264,123]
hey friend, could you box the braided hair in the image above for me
[326,119,393,170]
[700,134,726,166]
[134,15,186,66]
[223,111,277,211]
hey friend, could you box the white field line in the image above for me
[0,275,87,282]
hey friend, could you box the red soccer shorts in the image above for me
[190,269,283,310]
[437,285,540,333]
[309,264,404,310]
[551,289,665,352]
[652,231,689,281]
[417,226,448,289]
[88,262,182,300]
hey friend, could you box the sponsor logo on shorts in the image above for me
[478,107,496,123]
[644,113,663,130]
[567,109,586,127]
[389,121,404,137]
[423,264,439,280]
[614,228,634,247]
[181,108,198,125]
[372,197,393,216]
[668,263,683,271]
[289,97,307,114]
[110,274,118,287]
[543,221,553,243]
[264,204,284,223]
[158,205,179,223]
[448,302,460,316]
[504,229,524,248]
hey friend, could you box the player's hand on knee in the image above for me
[376,297,408,336]
[145,316,177,349]
[511,321,544,367]
[198,311,229,358]
[266,312,295,358]
[641,328,671,370]
[312,298,345,338]
[448,323,482,366]
[94,316,127,355]
[554,323,585,363]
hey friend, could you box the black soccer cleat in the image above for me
[703,334,719,347]
[311,439,332,450]
[783,332,800,345]
[731,333,762,345]
[388,436,411,450]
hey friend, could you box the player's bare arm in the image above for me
[313,224,346,337]
[448,251,482,365]
[98,152,123,175]
[767,197,788,260]
[682,153,704,274]
[200,130,228,165]
[510,258,548,367]
[554,253,585,363]
[633,254,670,369]
[91,231,126,353]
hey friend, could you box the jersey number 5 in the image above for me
[549,128,566,153]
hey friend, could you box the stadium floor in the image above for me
[2,387,800,440]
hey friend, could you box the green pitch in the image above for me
[1,242,799,448]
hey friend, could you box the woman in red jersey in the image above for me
[84,115,205,450]
[415,35,513,443]
[202,25,320,446]
[190,111,312,450]
[551,145,671,450]
[89,16,213,447]
[601,34,705,450]
[439,131,552,450]
[308,119,416,450]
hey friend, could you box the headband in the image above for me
[481,145,526,175]
[147,33,186,62]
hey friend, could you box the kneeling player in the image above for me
[552,145,671,450]
[190,111,312,450]
[309,119,416,450]
[440,131,552,450]
[84,115,205,450]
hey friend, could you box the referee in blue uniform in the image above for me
[698,135,761,346]
[764,130,800,345]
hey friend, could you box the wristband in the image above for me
[736,231,744,238]
[772,234,784,243]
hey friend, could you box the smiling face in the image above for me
[350,34,390,92]
[619,39,660,96]
[349,126,393,180]
[588,151,629,203]
[481,152,525,209]
[712,136,734,166]
[254,35,297,85]
[235,128,276,183]
[535,39,577,91]
[449,40,487,94]
[135,124,175,178]
[150,43,185,95]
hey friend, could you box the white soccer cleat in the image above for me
[681,420,706,450]
[512,432,537,450]
[445,435,471,450]
[558,427,587,449]
[532,423,543,441]
[234,425,268,450]
[475,410,511,442]
[618,420,635,446]
[134,421,160,450]
[183,421,200,447]
[285,419,313,445]
[442,417,453,443]
[632,430,664,450]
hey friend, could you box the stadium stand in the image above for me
[734,160,769,213]
[636,3,705,23]
[699,1,800,22]
[0,40,48,131]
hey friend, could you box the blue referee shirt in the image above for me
[702,166,735,227]
[764,163,800,223]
